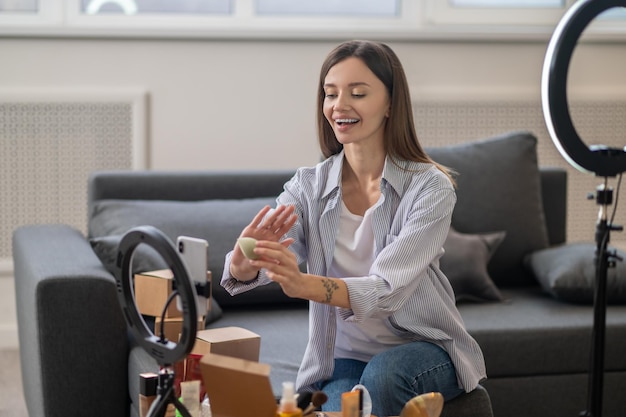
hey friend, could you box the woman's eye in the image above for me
[352,93,365,98]
[325,93,337,99]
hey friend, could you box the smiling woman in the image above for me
[221,40,485,417]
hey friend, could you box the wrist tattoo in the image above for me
[322,278,339,303]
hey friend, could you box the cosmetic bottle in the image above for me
[139,372,158,417]
[201,394,212,417]
[277,381,303,417]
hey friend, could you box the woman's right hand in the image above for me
[229,204,297,281]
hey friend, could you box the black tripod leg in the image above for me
[146,383,193,417]
[170,394,193,417]
[582,230,609,417]
[146,393,170,417]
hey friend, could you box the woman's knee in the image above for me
[361,342,463,401]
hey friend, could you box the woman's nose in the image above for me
[334,93,350,111]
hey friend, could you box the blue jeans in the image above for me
[319,341,464,417]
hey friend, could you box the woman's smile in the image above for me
[323,57,390,147]
[334,118,361,132]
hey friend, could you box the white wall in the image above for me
[3,38,626,170]
[2,37,626,348]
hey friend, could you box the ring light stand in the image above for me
[114,226,198,417]
[542,1,626,416]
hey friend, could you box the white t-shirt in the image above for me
[330,198,406,362]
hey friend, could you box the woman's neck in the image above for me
[341,146,385,215]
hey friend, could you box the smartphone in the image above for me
[176,235,209,318]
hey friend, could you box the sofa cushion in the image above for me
[426,131,550,286]
[458,286,626,378]
[88,197,304,308]
[524,242,626,304]
[441,227,506,302]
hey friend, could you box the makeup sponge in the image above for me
[237,237,258,260]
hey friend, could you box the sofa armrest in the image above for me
[13,224,129,417]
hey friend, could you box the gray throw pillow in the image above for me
[426,131,550,286]
[88,197,305,308]
[524,242,626,304]
[441,227,506,302]
[90,234,168,274]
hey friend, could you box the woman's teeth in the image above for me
[336,119,359,125]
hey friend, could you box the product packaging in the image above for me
[191,327,260,362]
[134,269,212,318]
[139,372,158,417]
[154,316,206,343]
[180,380,201,417]
[277,381,302,417]
[185,353,207,401]
[341,390,360,417]
[199,352,276,417]
[139,372,177,417]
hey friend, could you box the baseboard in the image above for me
[0,258,13,278]
[0,323,19,350]
[0,261,18,350]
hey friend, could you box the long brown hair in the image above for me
[316,40,453,182]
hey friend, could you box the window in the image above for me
[450,0,564,7]
[427,0,568,26]
[80,0,232,15]
[0,0,624,40]
[0,0,62,27]
[427,0,626,36]
[255,0,398,17]
[0,0,38,12]
[47,0,417,39]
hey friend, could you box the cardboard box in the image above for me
[134,269,212,318]
[192,327,260,362]
[200,353,277,417]
[154,316,206,343]
[134,269,181,318]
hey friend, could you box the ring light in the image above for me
[541,0,626,177]
[543,3,626,416]
[114,225,198,366]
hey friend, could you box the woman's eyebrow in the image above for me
[323,82,371,88]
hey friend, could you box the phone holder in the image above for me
[114,225,199,417]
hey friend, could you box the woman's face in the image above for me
[322,57,390,149]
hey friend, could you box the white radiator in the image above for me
[0,88,148,275]
[412,87,626,246]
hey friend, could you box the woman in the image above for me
[222,40,486,416]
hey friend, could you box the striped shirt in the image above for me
[221,151,487,393]
[331,198,408,361]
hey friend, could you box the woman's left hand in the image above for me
[250,240,306,299]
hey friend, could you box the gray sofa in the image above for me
[13,131,626,417]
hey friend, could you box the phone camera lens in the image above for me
[178,241,184,252]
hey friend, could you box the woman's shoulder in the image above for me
[387,159,454,193]
[286,153,342,195]
[294,154,341,181]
